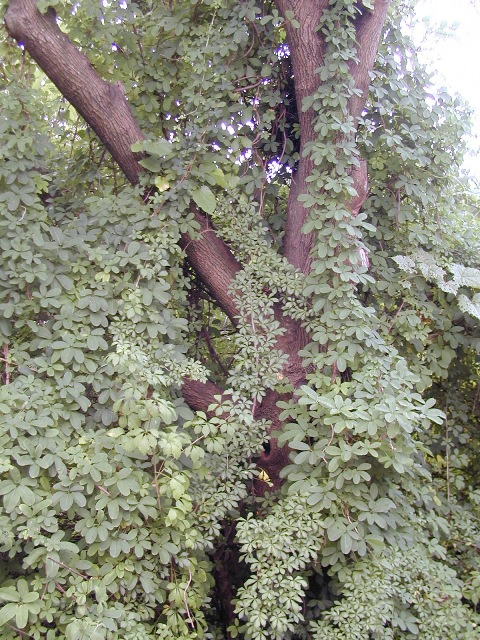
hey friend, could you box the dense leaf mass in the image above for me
[0,0,479,639]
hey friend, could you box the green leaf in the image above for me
[290,441,311,451]
[340,533,353,555]
[16,603,29,629]
[143,139,172,157]
[0,587,19,603]
[210,168,229,189]
[327,520,345,542]
[0,602,17,626]
[238,136,252,149]
[154,176,170,192]
[373,498,396,512]
[300,385,320,402]
[56,274,73,290]
[191,186,216,215]
[138,156,163,172]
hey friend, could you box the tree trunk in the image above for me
[4,0,391,629]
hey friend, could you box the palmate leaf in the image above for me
[458,293,480,320]
[131,139,172,157]
[0,602,17,627]
[0,587,19,603]
[1,0,479,638]
[449,264,480,288]
[191,186,216,215]
[394,251,480,305]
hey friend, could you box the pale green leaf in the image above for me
[191,186,216,215]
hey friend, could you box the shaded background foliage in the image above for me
[0,0,479,639]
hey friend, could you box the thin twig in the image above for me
[387,300,405,334]
[152,452,163,511]
[46,557,88,579]
[2,343,10,384]
[183,567,195,629]
[445,400,451,518]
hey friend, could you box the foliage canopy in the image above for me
[0,0,479,638]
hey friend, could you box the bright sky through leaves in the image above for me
[415,0,480,177]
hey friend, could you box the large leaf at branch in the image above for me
[191,186,216,215]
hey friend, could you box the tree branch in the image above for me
[4,0,240,323]
[275,0,389,274]
[180,211,241,323]
[4,0,145,184]
[4,0,388,481]
[181,378,223,414]
[349,0,391,123]
[275,0,329,274]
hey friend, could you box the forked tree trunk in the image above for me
[4,0,390,630]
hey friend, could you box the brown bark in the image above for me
[181,378,223,414]
[275,0,329,273]
[254,389,292,490]
[348,1,391,124]
[275,0,390,275]
[4,0,145,185]
[179,211,241,323]
[4,0,388,471]
[4,0,241,330]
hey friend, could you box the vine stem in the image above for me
[387,300,405,334]
[2,343,10,384]
[445,400,451,518]
[46,557,88,579]
[152,452,163,512]
[183,567,195,628]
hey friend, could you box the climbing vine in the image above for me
[0,0,479,639]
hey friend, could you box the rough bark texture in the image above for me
[181,378,224,414]
[4,0,145,185]
[4,0,389,486]
[179,210,242,323]
[275,0,389,275]
[348,1,391,124]
[4,0,241,329]
[275,0,328,273]
[4,0,391,631]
